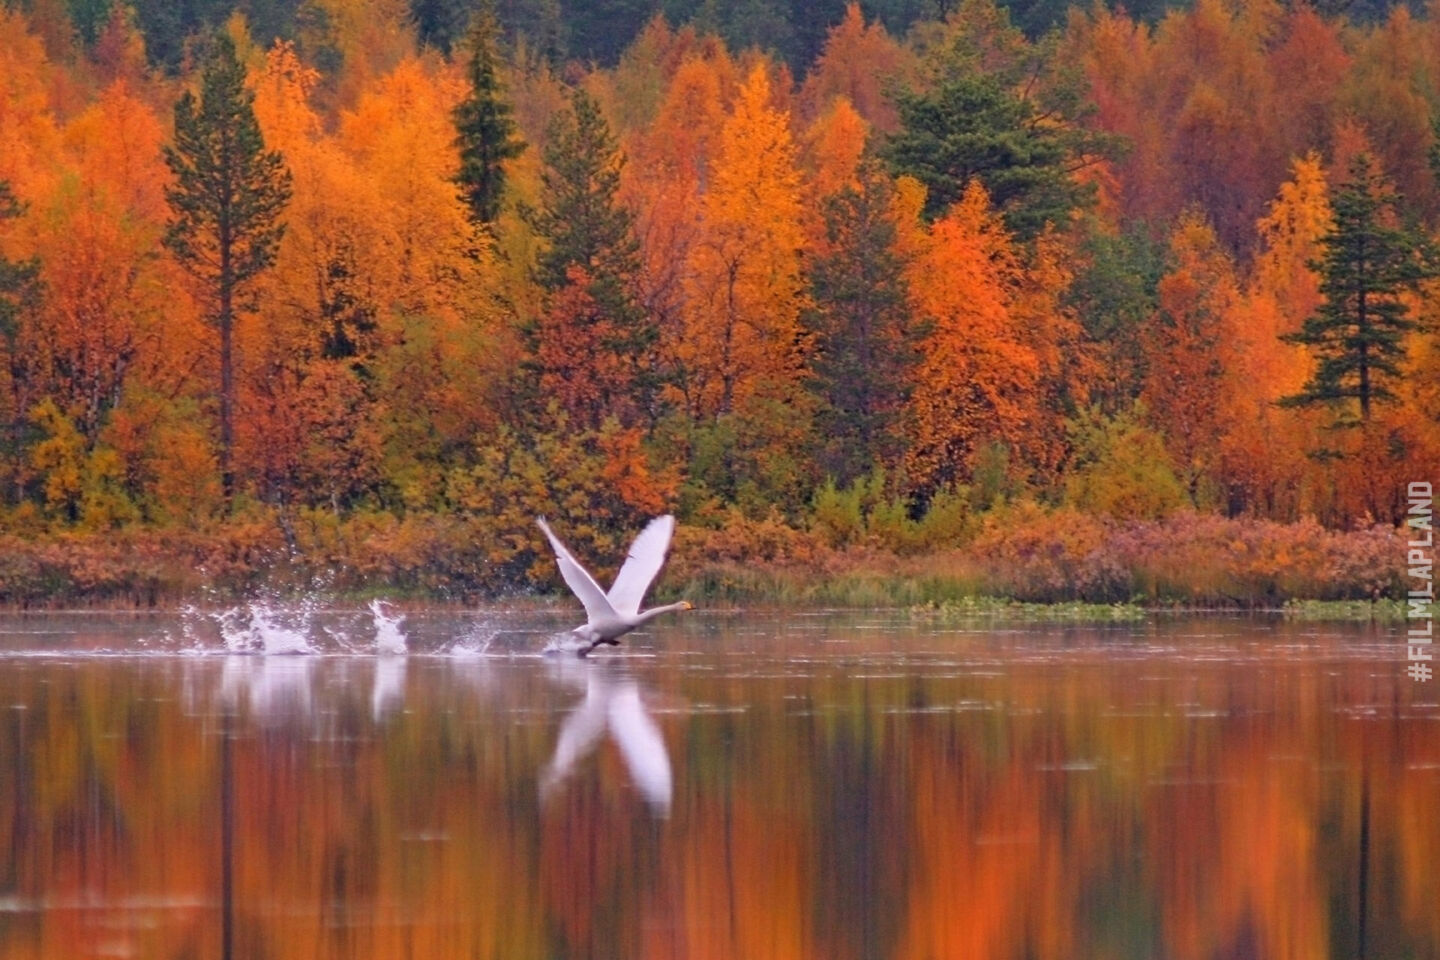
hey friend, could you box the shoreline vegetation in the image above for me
[3,2,1440,623]
[0,508,1407,617]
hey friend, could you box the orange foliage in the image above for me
[1218,155,1331,516]
[0,10,64,195]
[1267,6,1350,162]
[338,54,476,314]
[798,2,910,133]
[534,267,645,431]
[1344,8,1438,221]
[1142,212,1239,503]
[0,0,1438,558]
[905,182,1039,497]
[802,96,869,209]
[624,52,732,374]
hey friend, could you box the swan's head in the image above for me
[679,601,694,611]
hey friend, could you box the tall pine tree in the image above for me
[527,90,655,429]
[452,5,526,228]
[805,163,918,485]
[1281,154,1432,425]
[882,30,1116,242]
[163,32,292,502]
[532,91,639,292]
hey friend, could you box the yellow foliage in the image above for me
[29,399,84,520]
[1065,408,1186,520]
[678,63,808,418]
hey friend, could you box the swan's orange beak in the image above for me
[680,601,694,610]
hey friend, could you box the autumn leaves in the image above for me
[1,0,1439,584]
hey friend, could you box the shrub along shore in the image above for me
[0,505,1407,611]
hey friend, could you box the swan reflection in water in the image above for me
[541,660,673,815]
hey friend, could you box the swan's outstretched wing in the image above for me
[606,683,672,813]
[537,517,617,622]
[606,515,675,617]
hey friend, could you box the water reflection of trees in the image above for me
[0,651,1435,959]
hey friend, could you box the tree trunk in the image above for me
[1357,285,1370,422]
[219,227,235,506]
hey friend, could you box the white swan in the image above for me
[536,514,692,656]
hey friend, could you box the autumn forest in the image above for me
[0,0,1437,603]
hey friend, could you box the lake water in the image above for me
[0,608,1436,960]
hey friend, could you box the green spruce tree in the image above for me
[526,89,656,426]
[452,5,526,228]
[163,32,292,502]
[1281,154,1433,425]
[531,90,639,293]
[804,163,919,486]
[882,28,1116,241]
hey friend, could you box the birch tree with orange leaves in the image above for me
[905,181,1039,502]
[1141,212,1240,506]
[1218,154,1330,516]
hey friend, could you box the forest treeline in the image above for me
[0,0,1436,601]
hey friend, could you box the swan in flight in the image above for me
[536,514,692,656]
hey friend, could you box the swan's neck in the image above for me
[633,602,689,625]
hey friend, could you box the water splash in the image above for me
[541,632,587,657]
[217,603,316,655]
[176,604,210,652]
[447,631,496,658]
[369,600,407,655]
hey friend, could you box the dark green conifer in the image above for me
[1281,154,1433,425]
[883,25,1117,241]
[163,32,291,501]
[452,5,526,227]
[805,163,919,485]
[526,90,656,426]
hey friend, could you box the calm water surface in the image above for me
[0,609,1436,959]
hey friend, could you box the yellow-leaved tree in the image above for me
[676,62,814,513]
[681,62,807,418]
[1219,153,1330,517]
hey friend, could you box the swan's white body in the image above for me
[537,515,692,656]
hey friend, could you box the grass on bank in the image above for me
[0,504,1415,612]
[912,596,1148,621]
[1280,598,1409,621]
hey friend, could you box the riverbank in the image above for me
[0,507,1408,611]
